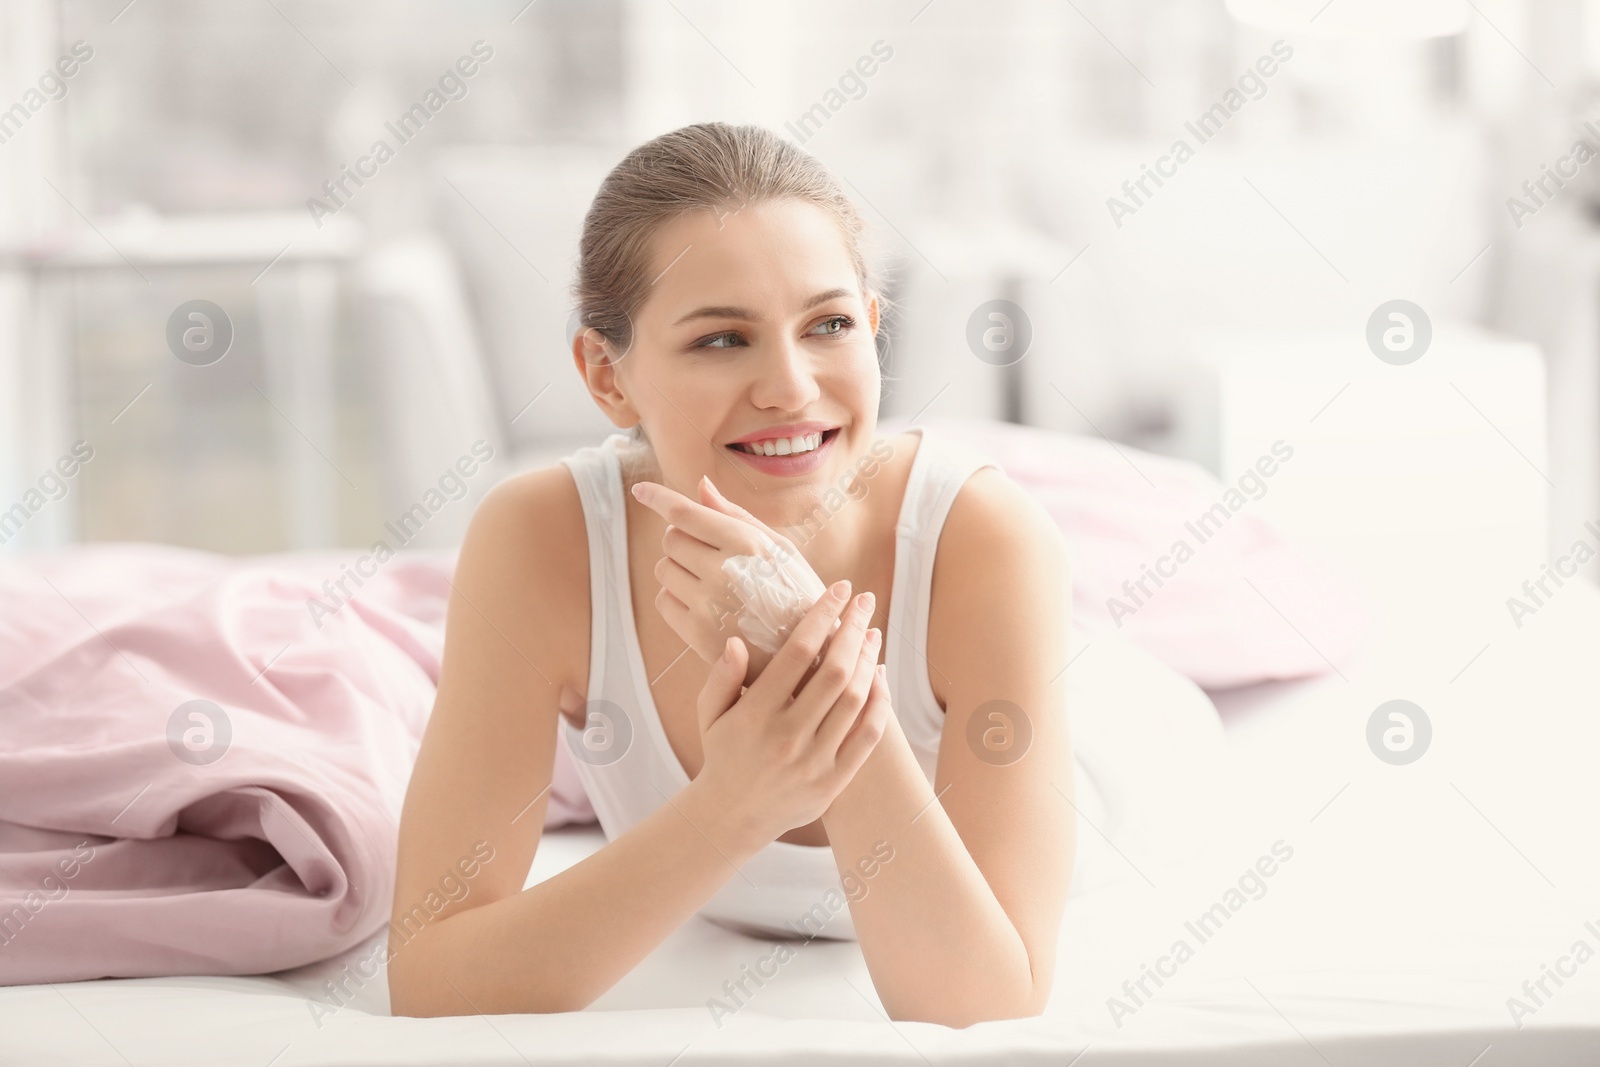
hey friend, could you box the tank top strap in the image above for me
[886,427,1004,779]
[558,433,622,528]
[557,432,633,754]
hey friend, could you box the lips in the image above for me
[724,427,841,475]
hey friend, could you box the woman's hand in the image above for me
[693,581,890,842]
[631,474,824,687]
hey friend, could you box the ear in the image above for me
[865,289,881,336]
[571,326,638,430]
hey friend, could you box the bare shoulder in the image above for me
[451,459,591,695]
[940,463,1067,569]
[466,461,586,561]
[926,463,1071,707]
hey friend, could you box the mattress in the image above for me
[4,578,1598,1066]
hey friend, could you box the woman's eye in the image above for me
[694,316,853,349]
[697,331,743,349]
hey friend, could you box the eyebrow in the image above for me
[670,287,855,327]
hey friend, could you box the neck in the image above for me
[751,435,902,591]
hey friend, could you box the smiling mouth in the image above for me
[725,427,840,457]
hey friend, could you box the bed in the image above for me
[4,560,1597,1066]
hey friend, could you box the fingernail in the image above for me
[866,627,881,648]
[631,483,646,500]
[830,579,850,601]
[876,663,888,682]
[855,591,875,612]
[721,637,735,663]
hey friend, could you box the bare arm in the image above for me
[820,469,1076,1027]
[386,469,769,1017]
[391,775,767,1016]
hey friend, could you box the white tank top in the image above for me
[557,426,1000,941]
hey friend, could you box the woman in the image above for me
[388,122,1075,1027]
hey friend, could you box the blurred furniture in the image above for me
[0,209,362,550]
[1173,323,1549,622]
[1495,215,1600,584]
[884,216,1074,426]
[354,234,509,550]
[1017,124,1495,451]
[430,146,621,460]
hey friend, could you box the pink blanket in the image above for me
[0,543,592,985]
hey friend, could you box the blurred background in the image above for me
[1,0,1597,605]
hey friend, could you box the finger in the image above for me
[633,480,780,557]
[815,625,881,751]
[833,664,890,773]
[661,524,737,591]
[744,579,853,707]
[697,636,748,734]
[654,554,739,626]
[699,475,784,542]
[652,581,720,662]
[653,584,692,634]
[790,592,875,724]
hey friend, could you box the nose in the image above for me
[747,333,821,412]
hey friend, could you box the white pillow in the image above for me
[1063,621,1227,898]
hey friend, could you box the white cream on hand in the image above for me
[721,534,839,655]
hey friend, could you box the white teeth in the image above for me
[734,432,824,457]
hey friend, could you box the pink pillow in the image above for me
[882,417,1369,690]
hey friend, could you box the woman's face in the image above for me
[580,197,882,518]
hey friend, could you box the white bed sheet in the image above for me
[4,580,1599,1066]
